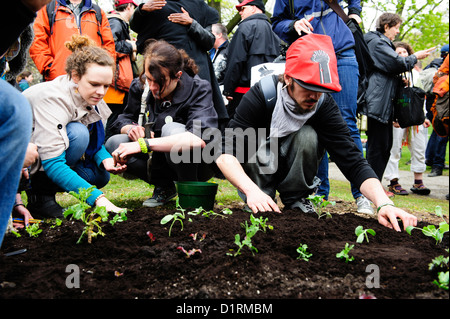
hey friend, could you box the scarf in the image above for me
[269,82,320,138]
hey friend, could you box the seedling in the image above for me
[433,271,449,290]
[160,198,186,236]
[187,207,232,219]
[177,246,202,258]
[25,223,42,238]
[64,187,127,244]
[296,243,312,261]
[336,243,355,263]
[146,231,156,243]
[307,194,335,219]
[406,206,448,244]
[227,214,273,257]
[355,225,376,243]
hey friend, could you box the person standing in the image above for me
[104,0,138,141]
[222,0,280,119]
[272,0,373,214]
[210,23,229,86]
[360,13,434,191]
[30,0,116,81]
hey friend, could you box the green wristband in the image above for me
[377,203,395,213]
[138,138,148,154]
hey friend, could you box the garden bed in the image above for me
[0,200,448,300]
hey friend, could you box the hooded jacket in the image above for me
[360,31,417,124]
[30,0,115,81]
[222,13,280,96]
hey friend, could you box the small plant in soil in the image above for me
[227,214,273,257]
[296,243,312,261]
[307,194,335,219]
[336,243,355,263]
[25,223,42,238]
[429,249,449,290]
[64,187,127,244]
[187,207,232,219]
[177,246,202,258]
[355,225,376,243]
[406,206,449,244]
[160,198,186,236]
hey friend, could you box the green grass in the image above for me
[51,127,447,217]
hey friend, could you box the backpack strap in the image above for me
[46,0,103,45]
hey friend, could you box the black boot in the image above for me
[26,172,64,219]
[26,192,64,219]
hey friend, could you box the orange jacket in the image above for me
[30,0,115,81]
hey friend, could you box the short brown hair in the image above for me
[376,13,402,33]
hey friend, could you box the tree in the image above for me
[361,0,449,52]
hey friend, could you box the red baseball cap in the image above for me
[285,34,341,93]
[114,0,138,7]
[236,0,265,13]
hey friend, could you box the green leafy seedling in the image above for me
[336,243,355,263]
[160,198,186,236]
[406,206,448,244]
[64,186,127,244]
[433,271,449,290]
[296,243,312,261]
[26,223,42,238]
[355,225,376,243]
[307,194,335,219]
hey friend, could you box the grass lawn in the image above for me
[53,126,448,217]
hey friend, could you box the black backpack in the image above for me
[46,0,104,45]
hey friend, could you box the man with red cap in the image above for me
[215,34,418,233]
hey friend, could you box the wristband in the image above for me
[138,138,148,154]
[376,203,395,213]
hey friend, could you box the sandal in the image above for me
[388,179,409,195]
[410,183,431,195]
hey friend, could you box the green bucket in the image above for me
[176,181,218,210]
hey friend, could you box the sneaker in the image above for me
[428,167,443,177]
[388,179,409,195]
[143,185,177,207]
[287,198,316,214]
[355,195,374,215]
[410,183,431,195]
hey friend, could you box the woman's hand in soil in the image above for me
[246,190,281,214]
[95,196,125,213]
[377,206,417,232]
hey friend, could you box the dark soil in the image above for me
[0,200,448,300]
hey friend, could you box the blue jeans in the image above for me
[425,130,449,169]
[0,79,32,247]
[316,49,364,200]
[66,122,109,189]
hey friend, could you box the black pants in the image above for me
[366,117,393,181]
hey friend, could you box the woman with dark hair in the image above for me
[23,35,127,218]
[106,40,218,207]
[360,13,434,193]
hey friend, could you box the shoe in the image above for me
[143,185,177,207]
[287,198,316,214]
[355,196,374,215]
[388,179,409,195]
[26,193,64,219]
[428,167,443,177]
[410,183,431,195]
[446,194,449,200]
